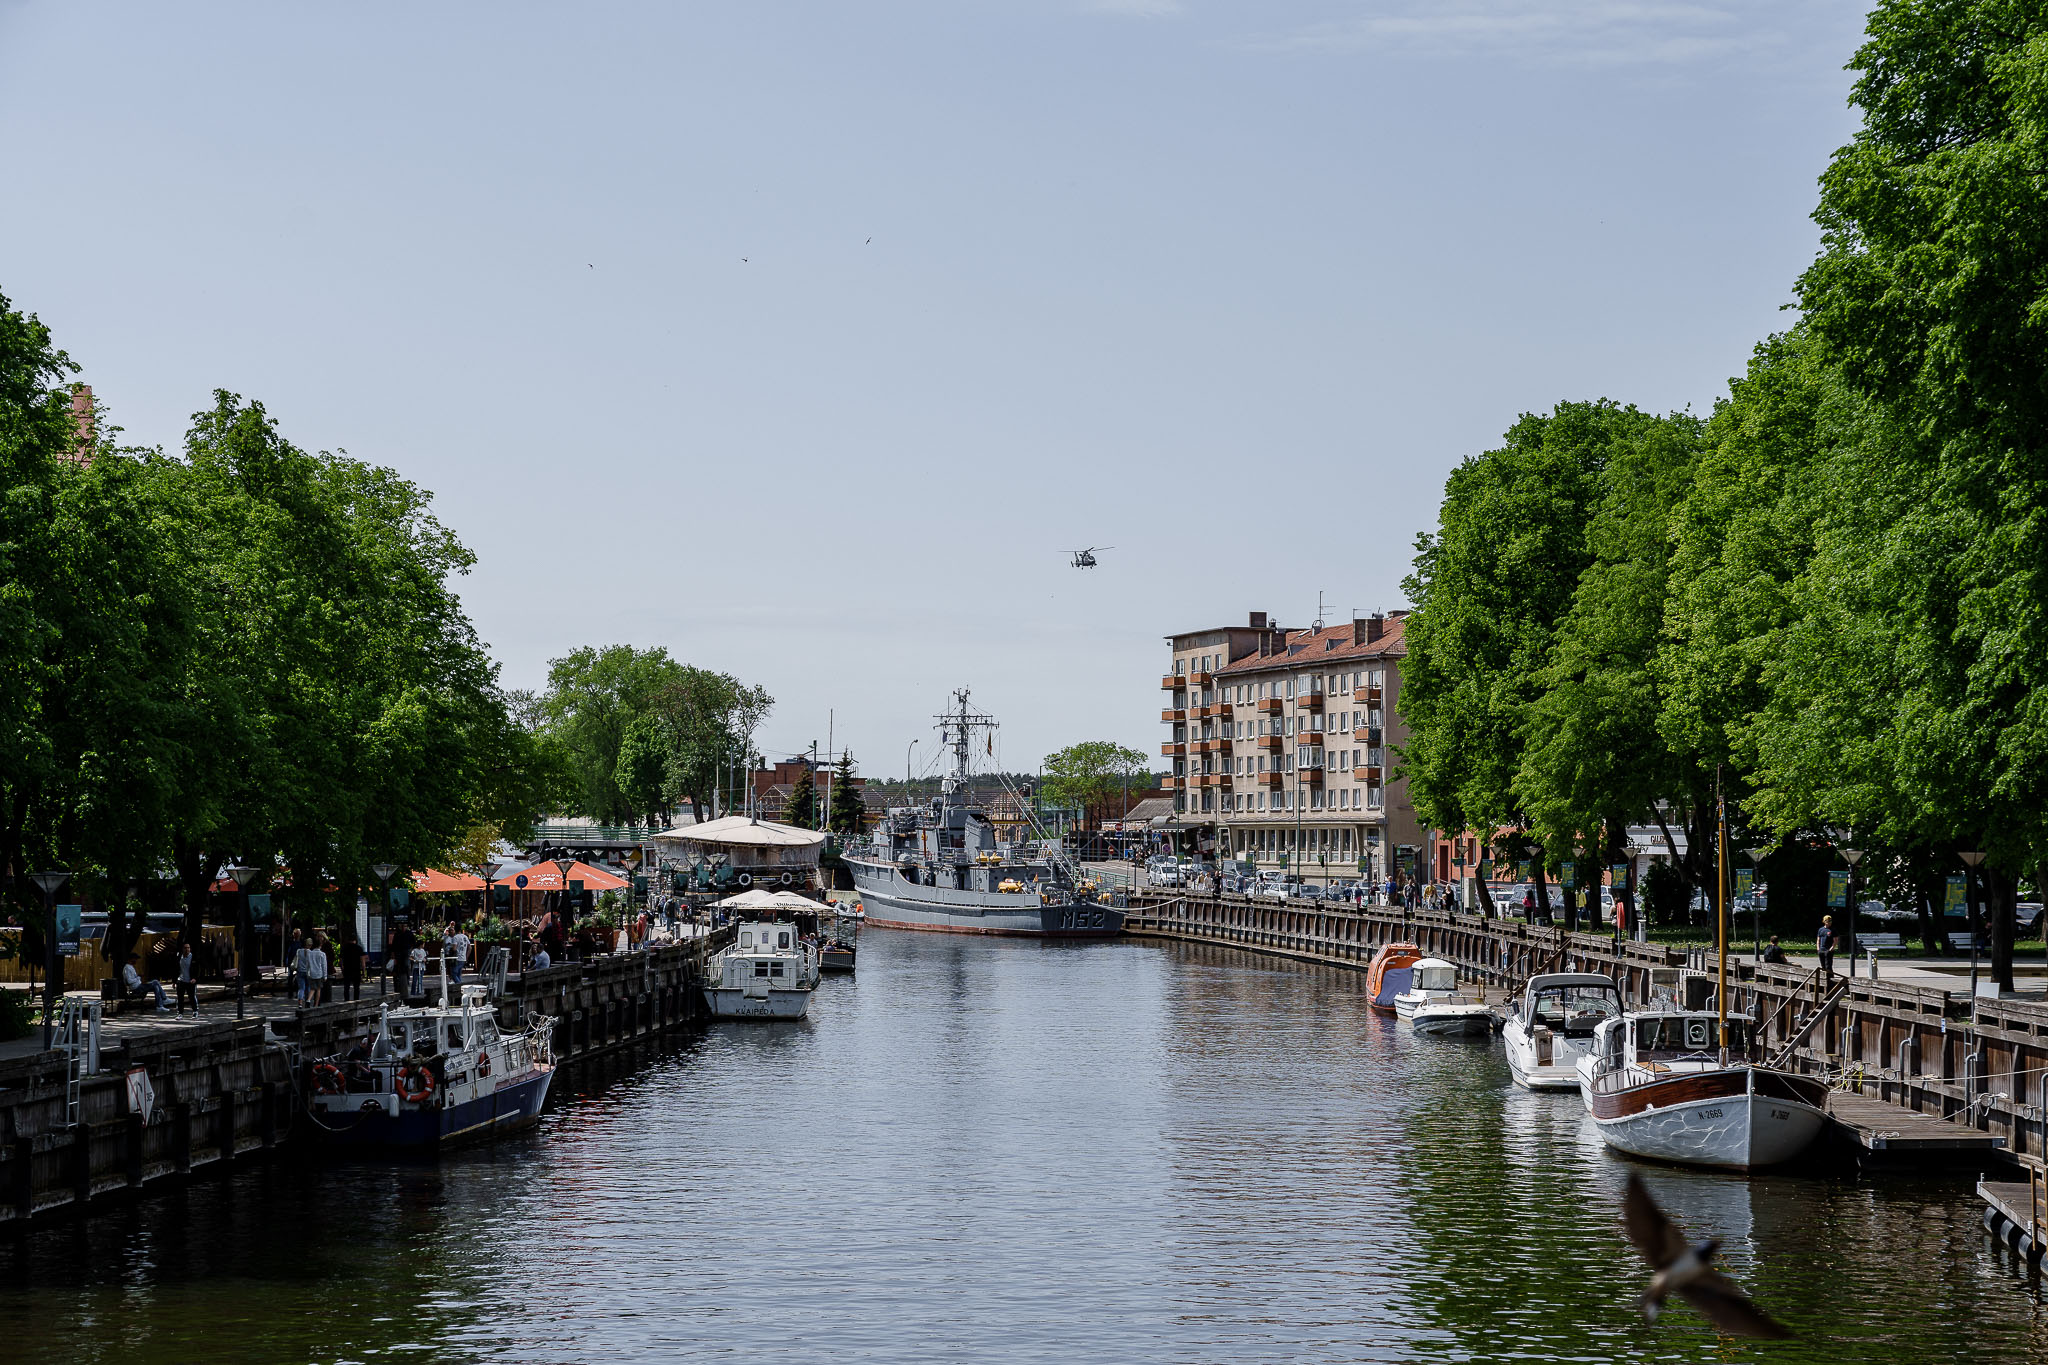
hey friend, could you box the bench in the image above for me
[1948,931,1982,954]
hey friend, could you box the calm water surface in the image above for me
[2,932,2043,1362]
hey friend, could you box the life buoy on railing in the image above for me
[737,873,752,887]
[311,1062,345,1095]
[778,871,793,886]
[477,1051,492,1078]
[395,1065,437,1103]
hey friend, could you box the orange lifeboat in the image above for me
[1366,941,1424,1014]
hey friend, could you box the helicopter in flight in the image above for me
[1069,546,1112,568]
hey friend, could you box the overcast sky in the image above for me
[0,1,1869,781]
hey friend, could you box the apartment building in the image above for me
[1161,610,1432,886]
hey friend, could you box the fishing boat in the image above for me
[844,689,1121,937]
[305,982,555,1149]
[1576,1010,1829,1169]
[1366,941,1424,1013]
[1501,972,1624,1089]
[702,920,819,1018]
[1393,958,1493,1036]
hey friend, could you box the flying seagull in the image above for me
[1622,1173,1792,1339]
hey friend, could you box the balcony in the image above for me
[1256,734,1284,751]
[1297,730,1326,749]
[1161,707,1185,724]
[1353,686,1384,705]
[1299,766,1324,786]
[1160,674,1182,691]
[1256,771,1284,788]
[1196,772,1233,789]
[1193,702,1234,721]
[1192,738,1228,754]
[1296,692,1324,712]
[1162,775,1183,791]
[1255,697,1284,715]
[1161,742,1185,758]
[1354,766,1383,785]
[1351,726,1383,745]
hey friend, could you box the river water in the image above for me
[1,932,2042,1363]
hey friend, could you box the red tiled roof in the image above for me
[1215,615,1408,676]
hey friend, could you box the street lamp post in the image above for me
[1743,846,1765,962]
[29,871,71,1050]
[553,856,578,959]
[1841,847,1864,987]
[1960,850,1987,1003]
[221,862,259,1019]
[371,863,398,997]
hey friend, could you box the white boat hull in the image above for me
[702,986,813,1019]
[1586,1087,1828,1171]
[1502,1018,1597,1090]
[1409,1006,1493,1037]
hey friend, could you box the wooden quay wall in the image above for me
[0,929,729,1227]
[1125,892,2048,1167]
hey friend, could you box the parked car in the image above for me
[1259,880,1294,903]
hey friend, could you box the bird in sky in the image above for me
[1622,1174,1792,1339]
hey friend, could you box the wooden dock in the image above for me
[1826,1091,2006,1157]
[1978,1175,2047,1263]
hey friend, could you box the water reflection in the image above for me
[0,933,2038,1363]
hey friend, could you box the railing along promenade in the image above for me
[1125,890,2048,1166]
[0,929,730,1226]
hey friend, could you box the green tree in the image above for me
[540,645,689,825]
[1040,741,1149,821]
[616,713,673,827]
[1783,0,2048,986]
[647,667,773,821]
[827,751,865,838]
[785,765,817,829]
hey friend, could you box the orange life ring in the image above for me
[476,1051,492,1078]
[311,1062,345,1096]
[395,1065,437,1103]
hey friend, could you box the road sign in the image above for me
[515,874,529,889]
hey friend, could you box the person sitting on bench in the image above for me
[121,953,168,1012]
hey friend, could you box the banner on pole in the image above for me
[1827,871,1849,908]
[1944,875,1967,913]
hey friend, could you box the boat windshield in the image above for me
[1635,1015,1751,1057]
[1532,984,1620,1035]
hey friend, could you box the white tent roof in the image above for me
[713,888,826,912]
[653,815,826,849]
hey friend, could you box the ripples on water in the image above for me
[1,933,2042,1363]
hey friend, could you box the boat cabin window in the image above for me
[1413,964,1456,992]
[770,962,784,977]
[754,961,770,977]
[777,931,792,949]
[741,931,753,948]
[1633,1016,1715,1055]
[1530,984,1620,1035]
[446,1022,467,1051]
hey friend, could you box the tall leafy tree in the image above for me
[1040,741,1149,823]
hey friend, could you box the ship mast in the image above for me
[934,687,997,802]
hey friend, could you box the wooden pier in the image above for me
[0,929,728,1227]
[1126,892,2045,1169]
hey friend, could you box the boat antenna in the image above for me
[1716,765,1729,1064]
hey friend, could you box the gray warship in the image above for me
[844,690,1122,937]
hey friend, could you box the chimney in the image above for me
[66,385,94,467]
[1354,613,1385,645]
[1248,611,1267,629]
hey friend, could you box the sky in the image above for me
[0,0,1871,783]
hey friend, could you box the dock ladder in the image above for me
[57,997,101,1127]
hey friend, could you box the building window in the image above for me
[1368,786,1383,809]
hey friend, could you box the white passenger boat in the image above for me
[1501,972,1624,1089]
[703,920,819,1019]
[1576,1011,1829,1170]
[1392,958,1493,1036]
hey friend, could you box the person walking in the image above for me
[286,926,305,1002]
[305,932,331,1005]
[1816,915,1838,977]
[407,938,427,1002]
[341,932,364,1002]
[175,941,198,1013]
[447,922,471,986]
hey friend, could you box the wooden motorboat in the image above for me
[1577,1011,1829,1170]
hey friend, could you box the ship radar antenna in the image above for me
[934,687,998,798]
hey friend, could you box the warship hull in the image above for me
[848,864,1121,937]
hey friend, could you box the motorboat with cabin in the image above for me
[703,920,820,1018]
[844,689,1121,937]
[1576,1010,1829,1170]
[305,983,555,1149]
[1502,972,1624,1090]
[1393,958,1493,1036]
[1366,942,1424,1013]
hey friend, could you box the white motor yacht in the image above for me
[703,920,820,1019]
[1501,972,1624,1089]
[1576,1010,1829,1170]
[1392,958,1493,1037]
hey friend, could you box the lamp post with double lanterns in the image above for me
[371,863,398,994]
[221,863,259,1019]
[1840,846,1863,984]
[553,856,578,958]
[29,871,71,1050]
